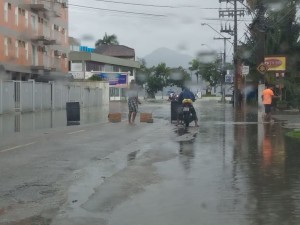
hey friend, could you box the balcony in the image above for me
[31,55,53,71]
[31,26,57,45]
[23,1,61,18]
[31,55,62,72]
[27,0,51,12]
[31,36,57,45]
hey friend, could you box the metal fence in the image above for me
[0,80,103,114]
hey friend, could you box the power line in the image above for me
[73,0,224,9]
[86,0,177,8]
[38,0,166,17]
[40,0,252,18]
[70,3,166,16]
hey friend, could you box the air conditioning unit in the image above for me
[54,50,62,56]
[61,2,67,8]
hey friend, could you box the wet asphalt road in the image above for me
[0,100,300,225]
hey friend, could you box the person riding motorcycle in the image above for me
[177,87,199,127]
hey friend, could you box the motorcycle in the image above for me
[169,93,180,102]
[182,102,194,128]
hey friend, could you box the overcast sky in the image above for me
[68,0,251,59]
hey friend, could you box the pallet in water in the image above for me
[108,113,122,123]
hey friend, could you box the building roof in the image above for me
[69,37,81,46]
[94,45,135,58]
[69,51,140,69]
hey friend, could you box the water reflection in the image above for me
[0,107,109,138]
[233,105,300,225]
[127,150,140,162]
[179,141,195,173]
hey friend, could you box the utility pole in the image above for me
[233,0,238,108]
[214,37,231,103]
[219,0,245,108]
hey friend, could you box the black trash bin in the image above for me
[171,101,181,123]
[66,102,80,124]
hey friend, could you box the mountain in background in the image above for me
[142,47,194,69]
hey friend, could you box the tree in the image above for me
[138,63,190,99]
[145,76,164,99]
[95,33,119,47]
[199,59,223,89]
[168,66,191,88]
[135,58,153,88]
[88,74,103,81]
[145,63,170,99]
[189,59,201,84]
[188,57,223,91]
[243,0,300,105]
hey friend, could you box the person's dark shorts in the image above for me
[264,104,272,114]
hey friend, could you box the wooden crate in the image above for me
[108,113,122,123]
[140,113,153,123]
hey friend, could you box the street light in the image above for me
[201,23,235,104]
[201,23,233,45]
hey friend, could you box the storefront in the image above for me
[69,51,140,101]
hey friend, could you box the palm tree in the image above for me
[95,33,119,47]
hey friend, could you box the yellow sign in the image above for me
[264,56,286,71]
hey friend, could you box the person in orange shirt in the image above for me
[261,84,279,122]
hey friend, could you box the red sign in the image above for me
[265,59,282,68]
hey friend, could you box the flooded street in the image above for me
[1,101,300,225]
[104,102,300,225]
[0,102,132,139]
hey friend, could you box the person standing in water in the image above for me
[127,79,141,125]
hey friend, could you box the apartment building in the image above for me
[0,0,69,81]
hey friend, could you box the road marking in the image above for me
[68,130,86,135]
[0,142,36,153]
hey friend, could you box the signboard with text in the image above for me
[264,56,286,71]
[99,73,128,87]
[225,74,233,84]
[242,66,249,75]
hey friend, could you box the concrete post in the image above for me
[49,81,55,110]
[19,80,22,112]
[29,79,35,112]
[82,61,86,80]
[0,79,2,115]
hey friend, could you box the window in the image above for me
[53,24,59,31]
[18,40,25,48]
[65,31,67,43]
[38,17,44,24]
[31,15,37,31]
[25,43,29,60]
[25,11,29,28]
[15,7,19,26]
[15,40,19,58]
[4,3,8,22]
[38,46,46,53]
[4,38,8,56]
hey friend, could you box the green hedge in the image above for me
[286,130,300,139]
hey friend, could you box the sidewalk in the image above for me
[273,111,300,129]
